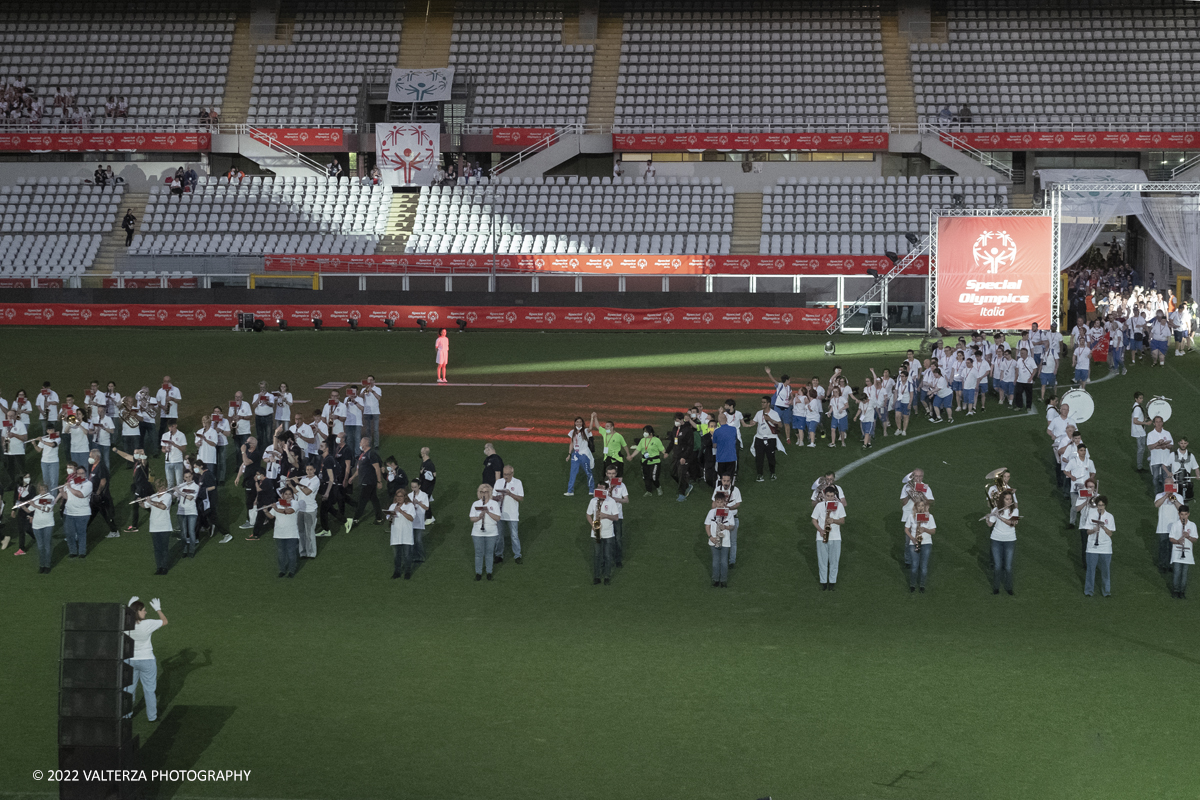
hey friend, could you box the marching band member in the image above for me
[141,478,175,574]
[35,381,59,436]
[33,424,60,494]
[361,375,382,449]
[228,391,253,453]
[603,465,626,566]
[893,371,912,435]
[904,498,935,593]
[1065,444,1096,527]
[1074,478,1100,565]
[252,382,276,448]
[273,382,294,438]
[1154,480,1185,573]
[986,489,1019,595]
[386,487,416,579]
[1173,437,1199,484]
[265,486,299,578]
[706,492,733,588]
[321,390,346,447]
[295,462,321,559]
[29,482,56,573]
[112,446,152,532]
[137,387,157,455]
[743,396,782,482]
[160,420,186,488]
[93,408,115,470]
[470,483,502,581]
[714,472,742,566]
[155,376,181,440]
[88,448,118,540]
[1082,496,1115,597]
[176,470,200,558]
[1169,505,1196,599]
[812,485,846,591]
[1146,416,1174,495]
[60,464,93,559]
[64,411,92,470]
[407,478,430,564]
[343,386,363,459]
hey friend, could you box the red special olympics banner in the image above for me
[492,128,555,147]
[0,131,211,152]
[264,253,928,276]
[943,130,1200,151]
[935,216,1053,330]
[250,128,344,149]
[612,131,889,151]
[0,303,836,332]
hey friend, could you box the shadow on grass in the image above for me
[139,704,237,799]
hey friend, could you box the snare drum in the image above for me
[1061,388,1094,423]
[1147,396,1173,423]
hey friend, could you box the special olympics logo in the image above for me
[622,313,635,324]
[81,309,92,320]
[272,310,283,320]
[1054,135,1065,145]
[702,312,714,325]
[432,258,444,267]
[42,308,54,320]
[196,310,206,321]
[782,313,793,325]
[718,135,729,146]
[704,258,716,269]
[545,312,556,324]
[584,312,596,324]
[663,312,674,324]
[1152,134,1162,145]
[505,312,517,323]
[655,135,666,146]
[349,310,361,320]
[3,308,13,320]
[427,311,438,323]
[773,259,784,269]
[670,258,681,268]
[156,309,168,321]
[466,311,477,323]
[636,259,647,268]
[686,135,697,146]
[568,258,579,268]
[1119,134,1129,144]
[602,258,613,268]
[118,308,130,321]
[387,311,400,321]
[812,135,822,146]
[466,258,477,268]
[742,312,754,324]
[973,230,1017,275]
[1086,134,1096,144]
[311,310,323,319]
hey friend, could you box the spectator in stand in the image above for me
[208,108,220,124]
[122,209,137,247]
[198,108,210,122]
[104,96,118,118]
[53,87,68,111]
[106,165,120,185]
[184,167,198,192]
[174,166,186,187]
[327,159,343,180]
[94,166,108,187]
[368,166,382,186]
[116,97,129,118]
[29,97,42,125]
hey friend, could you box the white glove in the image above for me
[149,598,162,612]
[127,595,139,607]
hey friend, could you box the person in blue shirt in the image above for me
[713,413,738,481]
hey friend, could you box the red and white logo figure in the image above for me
[782,313,793,325]
[622,313,635,324]
[378,124,437,185]
[545,312,556,325]
[196,309,206,322]
[741,312,754,324]
[663,312,674,324]
[466,311,478,323]
[505,312,517,323]
[702,312,714,325]
[427,311,438,323]
[81,309,92,321]
[584,312,596,325]
[973,230,1017,275]
[118,308,130,321]
[156,309,168,321]
[42,308,54,320]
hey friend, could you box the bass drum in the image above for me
[1147,397,1173,423]
[1062,388,1094,423]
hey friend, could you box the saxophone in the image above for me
[591,493,603,541]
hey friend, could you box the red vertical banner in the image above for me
[935,216,1053,331]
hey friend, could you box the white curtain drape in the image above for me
[1137,197,1200,287]
[1037,169,1147,270]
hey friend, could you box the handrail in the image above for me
[1171,153,1200,180]
[826,236,931,335]
[244,125,328,176]
[492,125,579,175]
[922,125,1015,180]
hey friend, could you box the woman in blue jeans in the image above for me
[29,482,57,573]
[125,597,168,722]
[986,489,1019,595]
[176,471,200,558]
[904,498,936,593]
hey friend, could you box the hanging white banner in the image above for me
[388,68,455,103]
[376,123,440,187]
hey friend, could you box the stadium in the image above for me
[2,1,1199,799]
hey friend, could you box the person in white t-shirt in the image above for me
[273,382,294,432]
[713,473,743,565]
[1130,392,1150,471]
[706,492,734,587]
[1071,341,1092,388]
[1038,343,1059,402]
[1154,480,1185,572]
[321,390,347,442]
[1148,310,1171,366]
[342,386,364,459]
[265,486,300,578]
[60,465,93,558]
[295,463,321,559]
[228,391,253,452]
[986,489,1019,595]
[176,471,200,557]
[124,597,168,722]
[812,486,846,590]
[743,395,783,481]
[827,386,850,447]
[35,381,59,435]
[3,408,29,486]
[387,487,417,579]
[142,478,175,574]
[904,498,936,592]
[493,465,525,564]
[408,478,430,563]
[1174,438,1199,484]
[33,424,60,494]
[1146,417,1174,494]
[1082,496,1115,597]
[160,421,187,488]
[470,484,502,580]
[586,481,619,585]
[252,382,276,447]
[1012,347,1037,410]
[1169,506,1197,598]
[361,375,382,448]
[155,376,181,440]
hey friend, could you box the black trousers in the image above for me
[320,485,345,530]
[90,493,117,533]
[353,484,383,523]
[754,438,777,476]
[1014,382,1033,409]
[139,422,154,453]
[641,461,660,492]
[603,456,624,478]
[670,452,691,497]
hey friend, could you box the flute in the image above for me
[127,486,182,505]
[12,491,55,510]
[979,502,1016,523]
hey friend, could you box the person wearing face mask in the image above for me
[667,411,696,501]
[141,478,176,574]
[113,446,153,532]
[176,470,200,558]
[589,413,632,478]
[564,417,595,497]
[384,456,409,498]
[23,479,56,571]
[33,422,60,495]
[60,465,93,558]
[8,473,35,555]
[87,448,118,540]
[713,473,742,566]
[631,425,666,497]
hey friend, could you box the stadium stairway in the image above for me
[730,194,763,255]
[1008,192,1035,210]
[376,191,420,254]
[221,14,259,123]
[91,191,149,276]
[396,0,454,69]
[563,13,622,127]
[880,4,918,127]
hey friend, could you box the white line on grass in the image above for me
[838,370,1119,478]
[315,381,589,389]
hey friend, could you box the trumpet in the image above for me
[65,413,78,425]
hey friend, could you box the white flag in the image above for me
[388,68,455,103]
[376,123,440,187]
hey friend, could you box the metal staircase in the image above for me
[825,236,932,335]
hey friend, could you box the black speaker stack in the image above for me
[59,602,140,800]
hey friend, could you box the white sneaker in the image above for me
[219,534,233,544]
[238,521,254,530]
[807,442,816,448]
[105,532,121,539]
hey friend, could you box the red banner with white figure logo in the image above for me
[0,132,211,152]
[935,216,1053,331]
[492,128,556,148]
[612,132,890,151]
[249,128,345,149]
[262,253,928,276]
[0,304,837,331]
[942,130,1200,151]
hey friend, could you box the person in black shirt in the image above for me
[668,412,695,502]
[113,446,152,531]
[234,435,264,530]
[346,436,383,532]
[482,443,504,487]
[419,446,437,525]
[196,461,225,543]
[88,449,119,538]
[122,209,137,246]
[384,456,409,497]
[319,437,346,536]
[331,434,352,518]
[247,470,276,541]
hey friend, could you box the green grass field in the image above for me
[3,327,1199,800]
